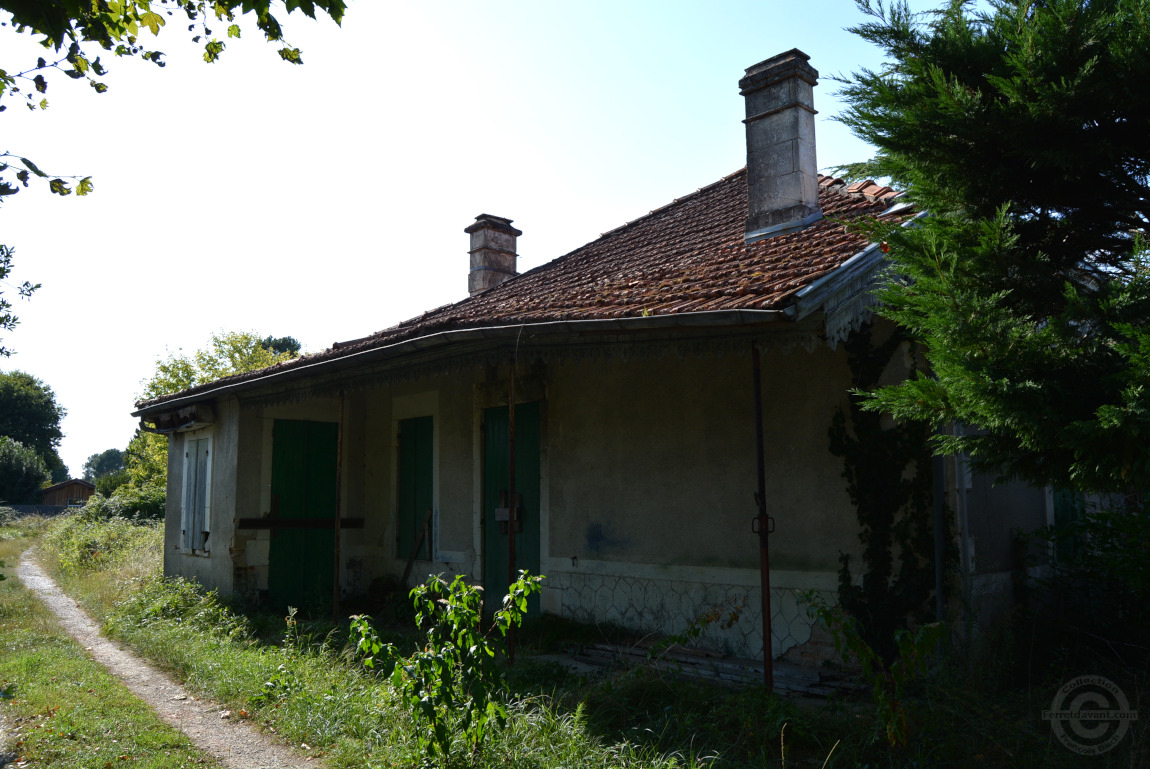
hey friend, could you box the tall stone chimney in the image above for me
[466,214,522,297]
[739,49,822,243]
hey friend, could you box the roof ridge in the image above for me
[817,173,902,203]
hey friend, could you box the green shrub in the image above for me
[95,468,130,498]
[107,573,250,642]
[0,436,50,505]
[352,571,543,763]
[44,512,160,575]
[82,484,166,522]
[1033,506,1150,655]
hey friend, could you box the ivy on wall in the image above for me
[829,324,946,661]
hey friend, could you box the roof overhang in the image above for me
[132,308,792,418]
[789,209,926,347]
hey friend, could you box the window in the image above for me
[396,415,433,560]
[180,430,212,553]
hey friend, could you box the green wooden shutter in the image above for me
[397,416,433,560]
[182,437,210,551]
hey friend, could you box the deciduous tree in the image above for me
[138,330,300,402]
[82,448,125,481]
[0,369,67,479]
[0,1,346,353]
[0,436,50,504]
[127,330,300,489]
[841,0,1150,494]
[1,0,347,199]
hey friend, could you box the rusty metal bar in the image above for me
[506,365,517,664]
[752,344,774,691]
[236,517,364,530]
[333,391,345,624]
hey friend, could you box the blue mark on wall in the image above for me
[585,523,632,554]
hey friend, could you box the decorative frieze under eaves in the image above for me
[237,324,825,410]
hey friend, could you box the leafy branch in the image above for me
[0,244,40,357]
[351,571,544,762]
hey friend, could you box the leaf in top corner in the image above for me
[227,24,240,38]
[140,11,166,35]
[92,57,107,76]
[77,177,94,197]
[277,47,302,64]
[19,158,47,177]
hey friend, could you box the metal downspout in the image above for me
[751,344,774,691]
[953,424,973,660]
[506,364,517,664]
[333,391,345,623]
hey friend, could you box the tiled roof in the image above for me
[135,171,898,410]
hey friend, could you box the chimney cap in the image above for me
[739,48,818,95]
[465,213,523,237]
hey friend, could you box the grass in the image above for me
[11,510,1150,768]
[0,516,223,769]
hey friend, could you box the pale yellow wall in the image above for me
[545,343,860,574]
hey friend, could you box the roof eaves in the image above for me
[133,308,789,417]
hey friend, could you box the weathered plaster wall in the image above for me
[163,398,240,593]
[544,343,858,574]
[532,341,862,658]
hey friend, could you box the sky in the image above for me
[1,0,913,476]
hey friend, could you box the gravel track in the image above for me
[12,554,324,769]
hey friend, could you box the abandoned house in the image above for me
[132,49,1050,661]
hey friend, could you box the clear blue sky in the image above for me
[1,0,921,475]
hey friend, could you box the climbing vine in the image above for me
[829,324,946,661]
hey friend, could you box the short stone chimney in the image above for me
[739,49,822,243]
[466,214,522,297]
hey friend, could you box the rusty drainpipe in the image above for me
[752,344,774,691]
[506,364,517,664]
[333,391,345,624]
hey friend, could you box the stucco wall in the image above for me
[163,399,240,592]
[544,342,858,574]
[161,323,1048,661]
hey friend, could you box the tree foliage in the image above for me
[137,329,300,402]
[128,330,301,490]
[82,447,125,481]
[0,436,50,504]
[0,0,346,199]
[0,244,38,357]
[0,369,66,471]
[841,0,1150,493]
[1,2,344,354]
[260,335,301,357]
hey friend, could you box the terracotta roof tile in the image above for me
[136,169,899,409]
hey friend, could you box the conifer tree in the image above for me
[841,0,1150,494]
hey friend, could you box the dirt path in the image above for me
[14,554,323,769]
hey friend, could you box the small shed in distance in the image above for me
[41,478,96,507]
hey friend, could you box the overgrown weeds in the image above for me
[0,516,222,768]
[22,509,1150,768]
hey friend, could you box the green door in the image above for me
[483,402,541,614]
[397,415,434,560]
[268,419,338,611]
